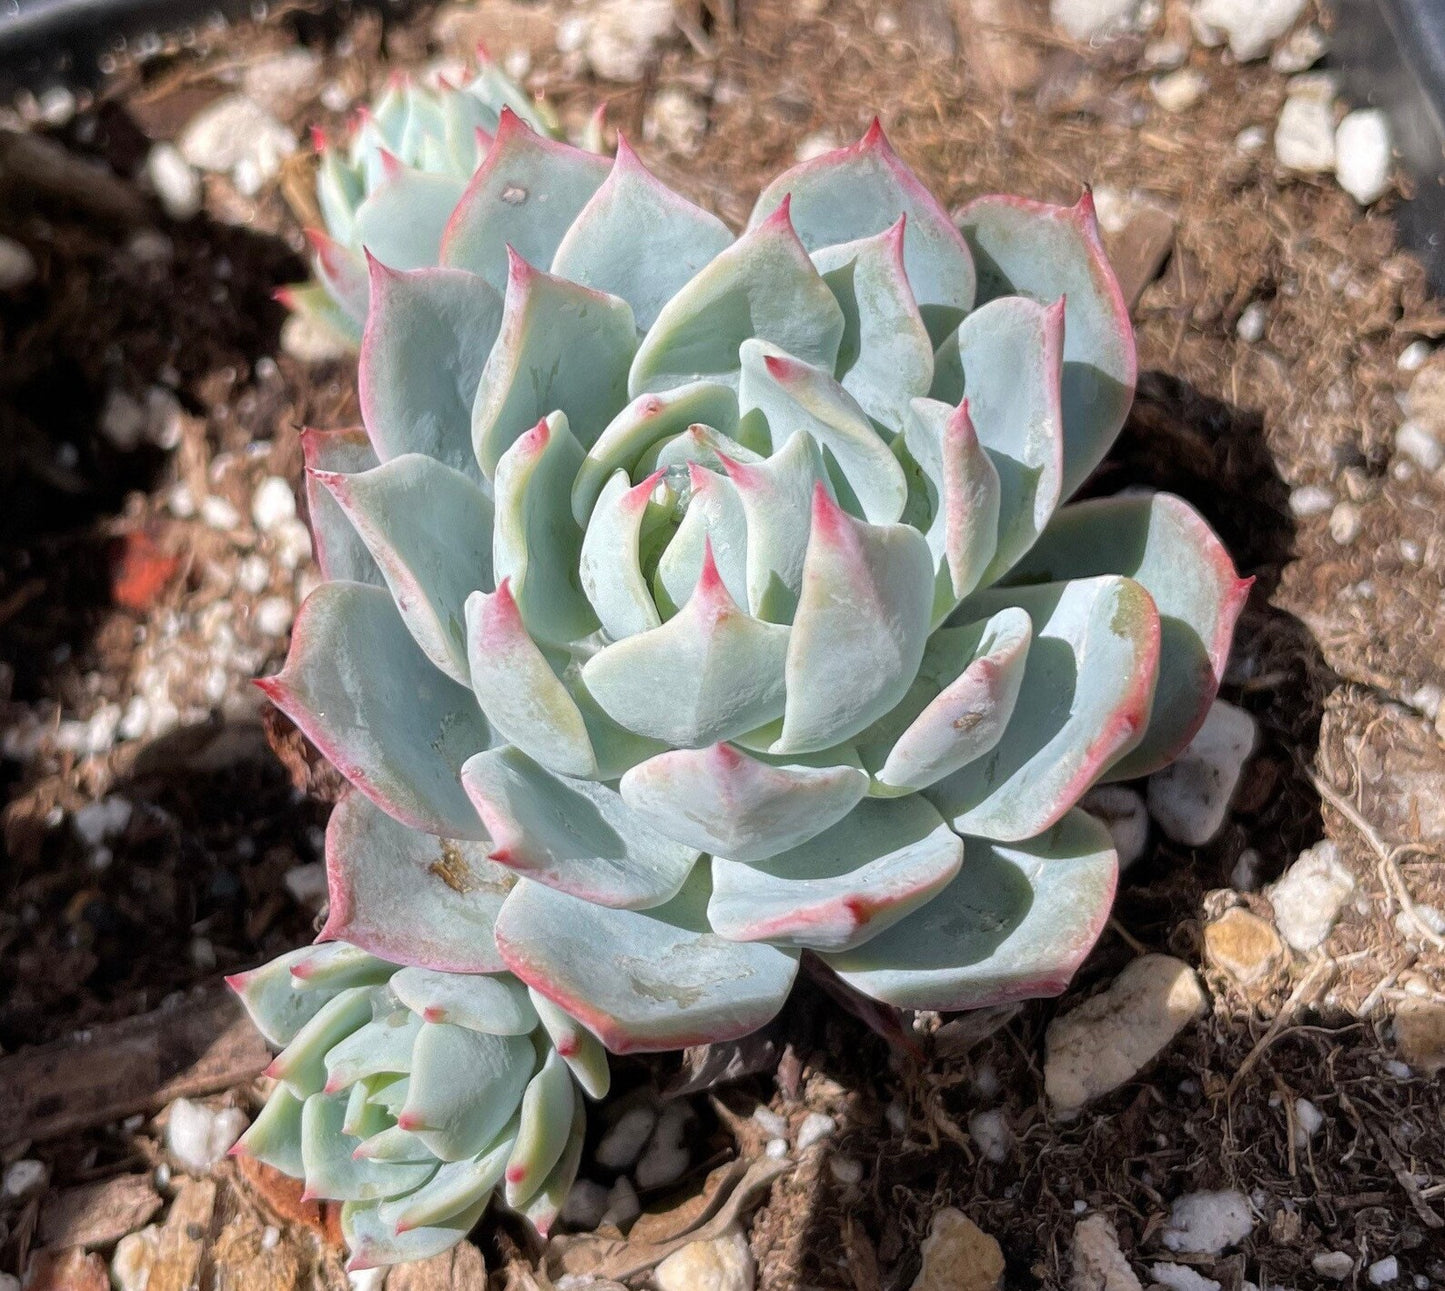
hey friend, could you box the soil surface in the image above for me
[1,0,1444,1287]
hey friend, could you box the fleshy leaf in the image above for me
[931,296,1065,583]
[737,340,908,524]
[654,465,749,616]
[441,110,610,294]
[302,1090,436,1202]
[460,746,699,910]
[235,1087,305,1179]
[1001,491,1251,779]
[749,121,976,344]
[824,809,1117,1009]
[528,991,611,1100]
[811,217,934,427]
[375,1116,516,1234]
[629,199,845,396]
[503,1047,575,1207]
[353,163,468,273]
[308,229,370,326]
[519,1094,585,1237]
[227,944,385,1047]
[619,743,869,862]
[957,192,1136,497]
[268,987,377,1098]
[320,792,513,975]
[342,1192,491,1271]
[301,428,382,586]
[495,870,800,1054]
[491,413,599,646]
[552,137,735,330]
[323,1008,422,1091]
[257,583,489,840]
[581,542,790,748]
[401,1022,535,1161]
[390,967,539,1034]
[473,255,637,478]
[316,453,493,684]
[929,576,1160,840]
[465,581,597,778]
[577,469,665,640]
[708,796,963,952]
[358,263,503,479]
[773,487,934,755]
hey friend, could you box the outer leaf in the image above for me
[519,1095,585,1237]
[227,945,375,1047]
[495,871,800,1054]
[629,198,845,396]
[773,487,934,755]
[301,1090,435,1202]
[316,453,493,684]
[473,254,637,478]
[708,796,964,951]
[619,743,869,862]
[267,986,376,1098]
[401,1022,534,1161]
[257,583,489,840]
[825,809,1117,1009]
[957,191,1136,497]
[581,542,790,748]
[1001,491,1251,779]
[301,428,382,586]
[931,296,1065,583]
[441,110,610,294]
[737,340,908,523]
[503,1047,575,1207]
[323,1009,422,1091]
[811,216,934,427]
[233,1085,305,1178]
[342,1192,491,1271]
[375,1117,515,1234]
[358,263,503,478]
[528,991,611,1100]
[491,413,598,646]
[352,162,467,272]
[552,136,735,330]
[460,746,699,910]
[929,576,1160,840]
[749,121,976,344]
[320,793,512,975]
[307,229,370,325]
[390,968,539,1034]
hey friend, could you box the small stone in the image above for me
[794,131,838,163]
[644,88,707,156]
[635,1103,690,1189]
[23,1249,106,1291]
[254,596,294,638]
[200,494,242,530]
[1270,23,1326,72]
[252,477,297,532]
[1395,421,1443,472]
[1203,907,1282,985]
[560,1179,610,1228]
[1189,0,1307,61]
[595,1105,657,1170]
[655,1225,755,1291]
[1142,38,1189,69]
[1312,1251,1354,1280]
[795,1112,835,1150]
[1050,0,1148,41]
[1230,848,1261,891]
[968,1109,1011,1163]
[1334,109,1391,205]
[1234,125,1269,154]
[0,235,37,291]
[1150,1265,1219,1291]
[751,1106,787,1138]
[764,1138,788,1159]
[909,1208,1005,1291]
[1045,954,1206,1115]
[37,85,76,126]
[3,1159,47,1199]
[284,862,327,911]
[1288,484,1333,516]
[829,1156,864,1185]
[1275,94,1336,173]
[1150,69,1206,113]
[274,518,313,570]
[1392,999,1445,1073]
[1236,301,1268,343]
[1329,501,1361,545]
[1070,1214,1142,1291]
[178,93,297,184]
[145,144,203,220]
[100,390,147,450]
[1146,700,1256,846]
[601,1176,640,1227]
[1294,1097,1323,1143]
[73,796,132,846]
[241,48,323,112]
[280,312,352,363]
[237,554,271,595]
[584,0,676,81]
[1267,841,1354,952]
[1398,340,1432,372]
[1160,1189,1253,1254]
[165,1098,247,1174]
[1368,1256,1399,1286]
[1081,785,1149,869]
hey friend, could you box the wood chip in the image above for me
[38,1175,162,1250]
[23,1246,109,1291]
[387,1241,489,1291]
[0,987,270,1147]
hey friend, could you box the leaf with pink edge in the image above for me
[528,991,611,1100]
[495,870,799,1054]
[358,263,503,478]
[302,1090,436,1201]
[258,582,489,840]
[519,1094,585,1237]
[708,795,963,951]
[342,1192,491,1272]
[1001,491,1250,779]
[400,1021,534,1161]
[308,229,370,327]
[227,942,393,1047]
[957,192,1137,497]
[552,137,735,330]
[353,163,468,273]
[928,576,1160,841]
[823,809,1117,1009]
[503,1047,575,1207]
[301,428,382,586]
[374,1118,514,1235]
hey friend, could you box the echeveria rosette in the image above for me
[261,116,1249,1055]
[280,60,561,344]
[228,939,606,1269]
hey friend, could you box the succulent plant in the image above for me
[261,116,1247,1058]
[229,940,606,1268]
[281,60,561,343]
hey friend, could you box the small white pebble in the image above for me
[2,1160,47,1199]
[284,862,327,911]
[200,494,242,530]
[765,1138,788,1159]
[794,131,838,163]
[595,1105,657,1170]
[968,1108,1012,1163]
[1313,1250,1354,1280]
[1235,125,1269,154]
[254,596,294,638]
[73,796,132,846]
[1329,501,1361,545]
[166,1098,247,1174]
[1386,1059,1413,1078]
[1294,1097,1324,1143]
[1236,301,1269,344]
[260,1226,280,1251]
[751,1106,787,1138]
[828,1156,863,1185]
[1288,484,1334,517]
[885,1102,907,1135]
[100,390,147,451]
[974,1064,1000,1099]
[145,143,203,220]
[1396,421,1443,472]
[251,476,297,532]
[1334,108,1391,205]
[1398,340,1432,371]
[1150,68,1207,113]
[236,554,271,595]
[274,517,313,570]
[1367,1255,1398,1285]
[168,484,197,518]
[634,1103,689,1189]
[796,1112,835,1150]
[601,1176,639,1227]
[0,235,37,291]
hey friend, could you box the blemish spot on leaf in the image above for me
[501,185,528,205]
